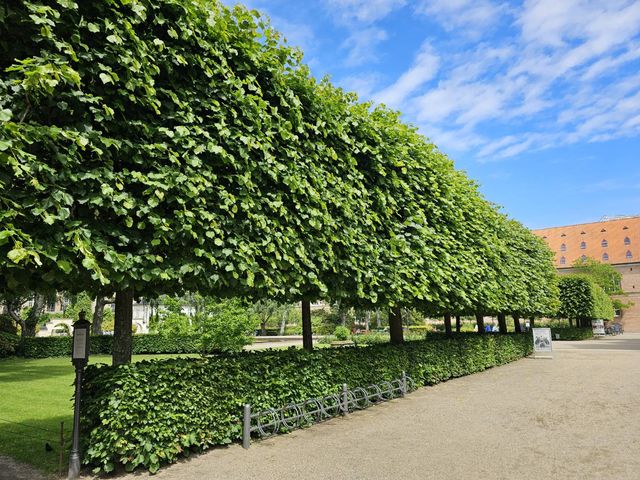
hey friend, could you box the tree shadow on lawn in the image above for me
[0,414,72,477]
[0,359,75,384]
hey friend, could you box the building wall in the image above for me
[533,216,640,332]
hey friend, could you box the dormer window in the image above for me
[623,226,629,230]
[561,233,566,237]
[580,231,586,235]
[601,239,608,247]
[601,228,606,232]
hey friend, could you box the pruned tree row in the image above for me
[0,0,558,362]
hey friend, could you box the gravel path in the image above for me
[85,334,640,480]
[0,455,48,480]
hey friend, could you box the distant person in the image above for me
[485,325,491,333]
[492,324,499,332]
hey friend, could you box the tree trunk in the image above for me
[529,317,536,328]
[364,311,370,331]
[301,300,313,351]
[455,315,461,333]
[5,297,24,335]
[113,289,134,366]
[260,319,267,336]
[497,313,508,334]
[23,294,45,337]
[475,312,485,334]
[389,306,404,345]
[444,313,452,336]
[568,318,573,328]
[376,309,381,329]
[92,296,112,335]
[513,314,522,333]
[279,308,288,336]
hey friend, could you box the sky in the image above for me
[227,0,640,229]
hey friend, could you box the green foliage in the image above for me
[81,333,532,473]
[558,275,615,321]
[17,334,205,358]
[572,257,623,294]
[333,325,350,341]
[197,299,258,353]
[550,327,594,341]
[0,314,17,334]
[0,0,558,326]
[0,332,20,357]
[64,292,94,321]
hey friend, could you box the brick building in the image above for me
[533,216,640,332]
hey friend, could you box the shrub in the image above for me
[333,325,350,341]
[550,327,593,341]
[0,314,17,334]
[0,332,20,357]
[17,334,206,358]
[81,333,532,473]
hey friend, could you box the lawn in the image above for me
[0,354,192,477]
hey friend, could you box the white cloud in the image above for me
[324,0,406,24]
[416,0,507,33]
[374,42,439,107]
[342,28,388,66]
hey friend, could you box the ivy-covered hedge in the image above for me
[550,327,594,341]
[81,333,532,473]
[0,332,20,357]
[18,334,203,358]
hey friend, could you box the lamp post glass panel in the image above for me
[69,312,90,479]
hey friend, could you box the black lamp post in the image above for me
[68,311,90,479]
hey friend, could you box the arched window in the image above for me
[560,256,566,265]
[602,253,609,261]
[580,241,586,249]
[624,237,631,245]
[560,243,567,252]
[627,250,633,260]
[601,239,608,247]
[581,254,587,261]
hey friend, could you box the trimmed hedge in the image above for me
[0,332,20,357]
[18,334,203,358]
[550,327,594,341]
[81,333,532,473]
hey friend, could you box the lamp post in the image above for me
[68,311,90,480]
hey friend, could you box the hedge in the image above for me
[550,327,594,341]
[81,333,533,473]
[17,334,204,358]
[0,332,20,358]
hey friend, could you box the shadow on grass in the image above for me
[0,414,72,477]
[0,365,74,384]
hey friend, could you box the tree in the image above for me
[558,275,614,327]
[572,257,633,314]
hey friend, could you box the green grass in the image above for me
[0,354,193,477]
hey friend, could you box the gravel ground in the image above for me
[92,333,640,480]
[0,454,48,480]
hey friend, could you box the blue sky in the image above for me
[228,0,640,229]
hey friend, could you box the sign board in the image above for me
[592,319,605,336]
[73,329,87,359]
[532,328,552,354]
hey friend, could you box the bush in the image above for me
[550,327,593,341]
[0,332,20,357]
[333,325,350,341]
[17,334,206,358]
[0,314,17,334]
[81,333,532,473]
